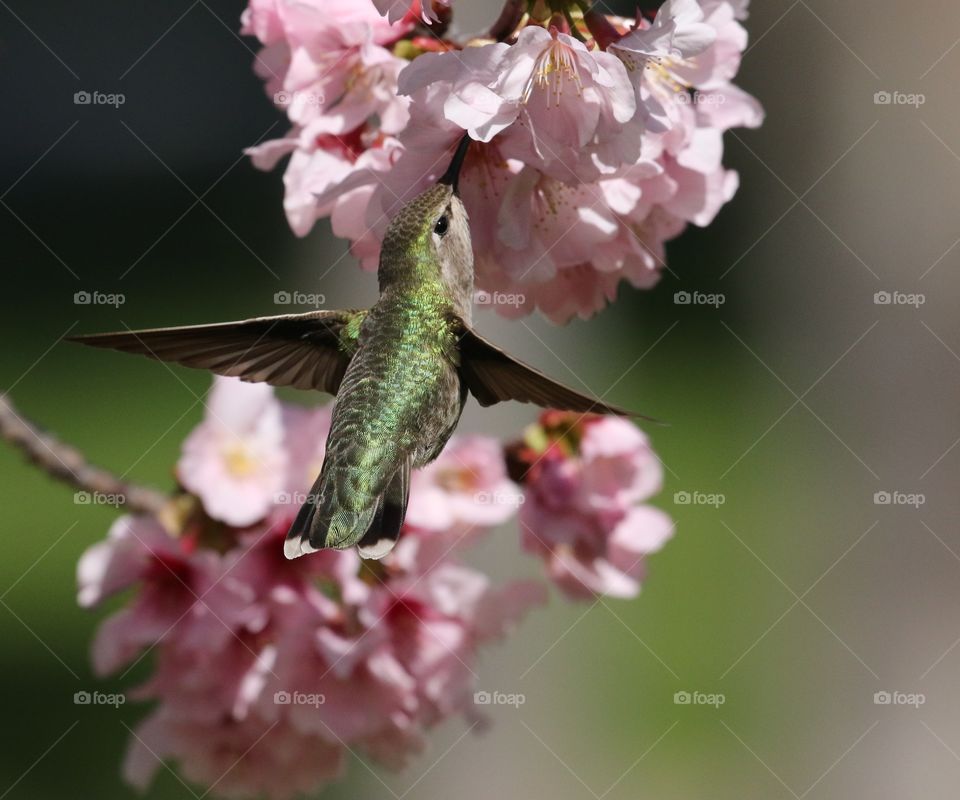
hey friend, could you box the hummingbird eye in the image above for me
[433,215,449,237]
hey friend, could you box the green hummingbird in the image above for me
[71,137,652,560]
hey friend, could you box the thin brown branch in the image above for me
[0,394,168,516]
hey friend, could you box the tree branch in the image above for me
[0,394,169,516]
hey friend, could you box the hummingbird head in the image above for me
[378,137,475,320]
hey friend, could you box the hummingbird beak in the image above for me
[438,134,471,195]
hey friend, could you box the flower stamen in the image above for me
[523,37,583,107]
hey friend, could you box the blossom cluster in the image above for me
[507,410,673,599]
[243,0,762,322]
[78,378,669,798]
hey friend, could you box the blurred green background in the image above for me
[2,1,960,797]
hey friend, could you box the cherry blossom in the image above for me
[76,384,669,798]
[244,1,761,321]
[84,511,544,799]
[508,412,674,598]
[405,435,522,532]
[398,25,639,182]
[178,377,287,527]
[372,0,443,25]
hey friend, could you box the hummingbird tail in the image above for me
[284,458,411,561]
[283,499,376,560]
[357,458,411,560]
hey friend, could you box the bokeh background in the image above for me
[2,0,959,797]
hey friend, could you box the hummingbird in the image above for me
[71,137,653,561]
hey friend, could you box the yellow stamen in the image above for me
[436,467,475,492]
[524,40,583,107]
[223,443,257,477]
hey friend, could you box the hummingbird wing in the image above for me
[68,310,367,395]
[456,323,657,421]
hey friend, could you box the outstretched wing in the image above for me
[455,320,657,421]
[68,310,368,395]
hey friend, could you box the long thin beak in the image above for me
[438,134,471,195]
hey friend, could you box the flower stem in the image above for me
[490,0,526,41]
[0,394,168,516]
[562,6,587,42]
[581,5,621,50]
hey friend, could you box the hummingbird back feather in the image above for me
[284,259,466,559]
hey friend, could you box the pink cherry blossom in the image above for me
[398,25,638,181]
[372,0,443,25]
[576,416,665,512]
[77,515,260,676]
[83,502,544,799]
[177,377,287,527]
[77,378,574,798]
[241,0,407,51]
[279,21,409,136]
[125,711,344,800]
[510,412,673,598]
[243,0,762,321]
[242,0,413,237]
[406,435,522,532]
[314,121,670,322]
[279,401,331,499]
[613,0,717,66]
